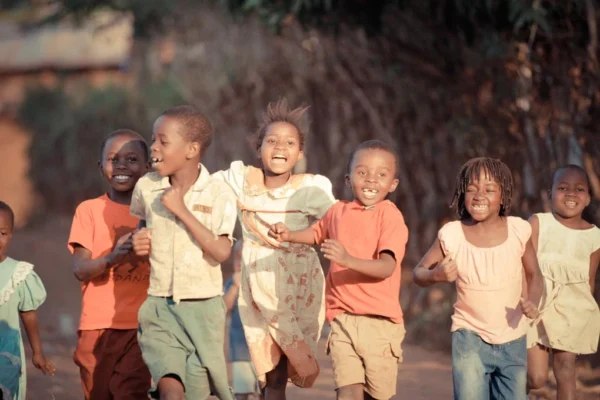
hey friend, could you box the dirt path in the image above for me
[9,218,600,400]
[10,217,453,399]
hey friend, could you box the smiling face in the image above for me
[150,116,200,177]
[346,148,399,207]
[100,134,148,193]
[0,209,13,262]
[551,167,591,219]
[259,122,303,176]
[463,169,503,222]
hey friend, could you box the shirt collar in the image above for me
[154,163,211,192]
[349,199,389,210]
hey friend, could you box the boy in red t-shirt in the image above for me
[269,140,409,400]
[68,129,151,399]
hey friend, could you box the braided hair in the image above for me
[450,157,514,219]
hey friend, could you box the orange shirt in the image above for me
[68,194,150,330]
[312,200,409,324]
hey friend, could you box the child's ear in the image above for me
[345,175,351,187]
[98,161,104,176]
[389,178,399,193]
[186,142,201,160]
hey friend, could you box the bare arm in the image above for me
[413,239,449,287]
[590,249,600,294]
[522,239,543,305]
[176,208,232,263]
[288,227,317,245]
[343,252,396,279]
[72,246,112,282]
[20,310,43,355]
[72,233,132,282]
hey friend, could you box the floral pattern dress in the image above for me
[214,161,336,388]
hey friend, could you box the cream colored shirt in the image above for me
[130,165,237,302]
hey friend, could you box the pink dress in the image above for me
[438,217,532,344]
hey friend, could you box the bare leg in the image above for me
[527,344,550,392]
[264,357,288,400]
[337,384,364,400]
[158,375,185,400]
[553,350,577,400]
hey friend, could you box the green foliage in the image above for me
[18,78,184,214]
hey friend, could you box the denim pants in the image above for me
[452,329,527,400]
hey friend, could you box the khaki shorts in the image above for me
[327,313,404,400]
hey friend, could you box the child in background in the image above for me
[132,105,237,400]
[527,165,600,399]
[213,99,335,398]
[269,140,409,400]
[0,201,55,400]
[413,157,543,400]
[223,240,262,400]
[68,129,151,399]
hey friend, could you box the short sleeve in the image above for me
[68,202,94,254]
[304,174,336,219]
[130,180,146,220]
[311,207,333,245]
[438,221,460,258]
[509,217,532,255]
[17,271,47,312]
[212,161,246,198]
[211,183,238,242]
[376,206,409,264]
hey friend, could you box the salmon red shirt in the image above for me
[68,194,150,330]
[312,200,409,324]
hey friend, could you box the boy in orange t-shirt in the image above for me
[68,129,151,399]
[269,140,409,400]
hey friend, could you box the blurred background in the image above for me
[0,0,599,398]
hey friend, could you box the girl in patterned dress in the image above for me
[214,99,335,399]
[527,165,600,399]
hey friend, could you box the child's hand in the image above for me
[133,228,152,257]
[162,187,186,216]
[32,353,56,376]
[520,297,540,319]
[432,254,458,282]
[321,239,351,267]
[268,223,291,242]
[107,233,133,266]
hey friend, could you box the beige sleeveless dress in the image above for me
[527,212,600,354]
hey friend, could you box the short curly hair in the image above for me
[252,98,309,152]
[161,105,213,153]
[450,157,514,219]
[0,201,15,229]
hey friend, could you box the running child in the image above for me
[131,105,237,400]
[526,164,600,399]
[68,129,151,399]
[0,201,55,400]
[213,99,336,398]
[269,140,409,400]
[412,157,543,400]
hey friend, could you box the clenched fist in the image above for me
[133,228,152,257]
[432,254,458,283]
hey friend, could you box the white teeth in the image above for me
[151,157,162,164]
[565,201,577,208]
[114,175,130,182]
[472,205,488,211]
[362,188,378,199]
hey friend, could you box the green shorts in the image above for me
[138,295,234,400]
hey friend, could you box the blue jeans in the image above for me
[452,329,527,400]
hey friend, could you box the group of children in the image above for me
[0,98,598,400]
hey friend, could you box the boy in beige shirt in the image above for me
[132,105,237,400]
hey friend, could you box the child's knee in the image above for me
[527,371,547,390]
